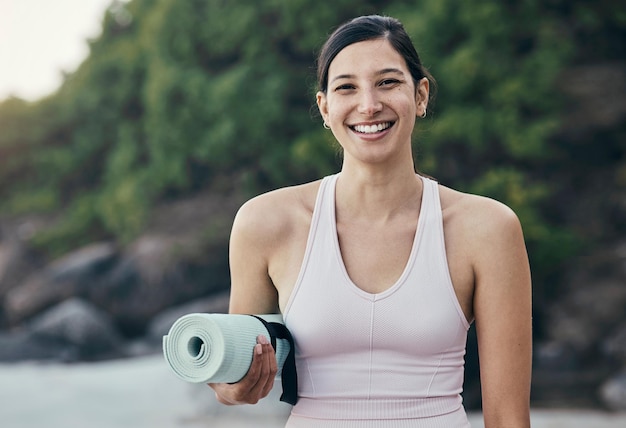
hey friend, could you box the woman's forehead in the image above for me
[328,39,408,79]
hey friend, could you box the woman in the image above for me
[210,15,532,428]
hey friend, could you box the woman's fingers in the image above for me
[260,336,278,396]
[247,335,276,401]
[208,335,277,405]
[241,337,269,403]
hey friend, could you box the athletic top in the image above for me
[283,173,471,424]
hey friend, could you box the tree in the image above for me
[1,0,622,287]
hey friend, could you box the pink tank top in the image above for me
[283,173,471,423]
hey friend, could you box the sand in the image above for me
[1,355,625,428]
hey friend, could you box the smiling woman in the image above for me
[0,0,113,101]
[316,38,428,168]
[208,15,532,428]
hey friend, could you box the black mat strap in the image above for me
[249,315,298,405]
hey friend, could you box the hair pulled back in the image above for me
[316,15,436,98]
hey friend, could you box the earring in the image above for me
[420,109,427,119]
[323,122,330,129]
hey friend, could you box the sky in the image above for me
[0,0,114,102]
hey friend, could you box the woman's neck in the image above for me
[335,161,422,223]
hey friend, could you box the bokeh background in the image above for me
[0,0,625,426]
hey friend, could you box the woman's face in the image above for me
[317,38,429,166]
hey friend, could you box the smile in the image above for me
[350,122,393,134]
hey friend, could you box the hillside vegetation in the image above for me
[0,0,624,296]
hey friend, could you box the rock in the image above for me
[600,370,626,411]
[534,341,581,371]
[120,291,231,358]
[545,280,626,356]
[603,322,626,364]
[27,298,124,361]
[0,330,67,362]
[0,238,40,301]
[89,235,191,336]
[3,232,230,338]
[47,242,119,282]
[146,291,230,343]
[0,298,124,362]
[4,275,68,325]
[90,235,229,336]
[3,242,118,324]
[0,191,237,340]
[535,250,626,407]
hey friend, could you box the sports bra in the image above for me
[283,173,470,422]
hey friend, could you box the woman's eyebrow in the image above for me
[330,68,405,84]
[377,68,405,76]
[330,74,355,84]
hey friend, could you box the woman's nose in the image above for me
[357,89,383,116]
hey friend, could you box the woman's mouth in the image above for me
[350,122,394,134]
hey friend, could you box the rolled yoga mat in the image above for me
[163,313,297,404]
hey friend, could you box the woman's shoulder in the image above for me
[232,179,323,241]
[438,183,523,242]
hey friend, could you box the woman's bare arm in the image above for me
[470,198,532,427]
[209,194,285,404]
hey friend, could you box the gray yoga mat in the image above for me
[162,313,297,404]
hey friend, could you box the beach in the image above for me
[2,355,625,428]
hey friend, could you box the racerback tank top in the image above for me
[283,173,471,426]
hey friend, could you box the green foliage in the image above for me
[388,0,582,275]
[30,193,108,257]
[395,0,572,167]
[469,168,581,275]
[0,0,621,288]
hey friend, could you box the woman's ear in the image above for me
[316,91,329,123]
[415,78,429,117]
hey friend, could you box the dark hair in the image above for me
[316,15,436,98]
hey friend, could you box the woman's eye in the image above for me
[335,84,355,91]
[380,79,401,87]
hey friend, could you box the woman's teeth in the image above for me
[353,122,392,134]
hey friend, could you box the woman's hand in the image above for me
[208,335,278,405]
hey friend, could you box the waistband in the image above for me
[290,395,463,420]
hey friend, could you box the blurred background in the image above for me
[0,0,625,426]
